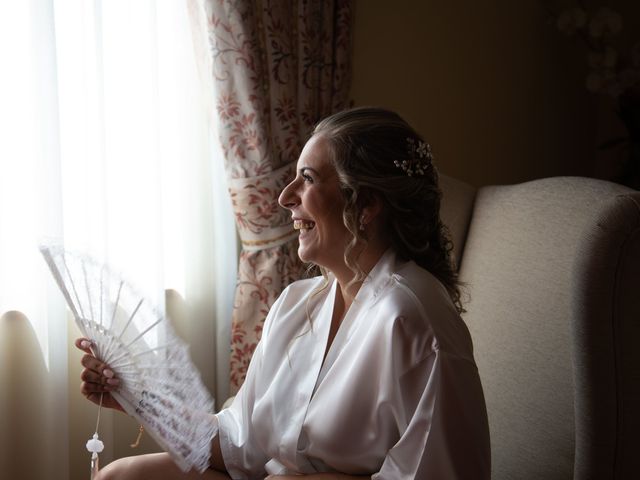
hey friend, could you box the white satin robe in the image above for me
[215,249,490,479]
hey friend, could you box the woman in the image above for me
[78,107,491,479]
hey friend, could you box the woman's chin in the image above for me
[296,230,315,262]
[297,245,313,264]
[297,240,322,266]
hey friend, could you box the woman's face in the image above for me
[278,135,351,271]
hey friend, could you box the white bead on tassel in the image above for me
[87,432,104,479]
[86,432,105,456]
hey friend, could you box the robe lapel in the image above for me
[312,249,397,395]
[278,279,336,468]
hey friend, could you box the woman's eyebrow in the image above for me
[299,166,320,176]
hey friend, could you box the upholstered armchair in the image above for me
[439,175,639,479]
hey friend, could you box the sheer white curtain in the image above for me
[0,0,235,478]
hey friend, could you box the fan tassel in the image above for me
[90,451,100,479]
[87,432,104,479]
[130,425,145,448]
[86,393,105,480]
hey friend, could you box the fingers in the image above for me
[81,364,120,398]
[80,367,120,386]
[77,341,120,396]
[75,338,124,412]
[80,365,120,399]
[80,351,102,371]
[80,353,116,378]
[75,339,114,380]
[74,337,93,354]
[79,354,120,391]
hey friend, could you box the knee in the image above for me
[95,456,137,480]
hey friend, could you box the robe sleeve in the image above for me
[214,291,287,480]
[372,349,491,480]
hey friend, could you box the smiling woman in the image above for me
[218,107,490,478]
[86,107,490,479]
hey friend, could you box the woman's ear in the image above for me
[359,192,384,227]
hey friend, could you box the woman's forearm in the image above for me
[209,429,227,473]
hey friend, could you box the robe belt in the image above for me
[227,162,298,252]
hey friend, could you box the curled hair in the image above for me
[312,107,464,313]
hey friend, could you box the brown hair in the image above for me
[312,106,464,313]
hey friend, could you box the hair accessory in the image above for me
[394,137,433,176]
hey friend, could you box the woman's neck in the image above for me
[332,242,389,303]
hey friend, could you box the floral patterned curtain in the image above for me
[205,0,353,393]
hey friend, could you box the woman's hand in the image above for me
[75,337,125,413]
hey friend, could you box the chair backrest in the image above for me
[440,175,640,479]
[439,174,476,269]
[0,311,50,479]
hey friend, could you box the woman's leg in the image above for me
[96,453,231,480]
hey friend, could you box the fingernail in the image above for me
[107,378,120,386]
[80,340,91,349]
[103,369,114,378]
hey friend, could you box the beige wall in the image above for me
[350,0,598,187]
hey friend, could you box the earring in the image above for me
[359,215,366,231]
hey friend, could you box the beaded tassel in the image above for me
[86,393,105,479]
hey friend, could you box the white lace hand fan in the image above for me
[40,243,217,476]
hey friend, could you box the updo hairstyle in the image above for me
[312,107,463,313]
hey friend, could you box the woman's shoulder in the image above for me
[374,259,453,315]
[391,261,453,308]
[376,260,474,359]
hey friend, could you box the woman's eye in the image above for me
[302,173,313,183]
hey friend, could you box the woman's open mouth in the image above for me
[293,219,316,233]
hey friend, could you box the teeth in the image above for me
[293,220,315,230]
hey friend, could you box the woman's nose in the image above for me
[278,178,298,210]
